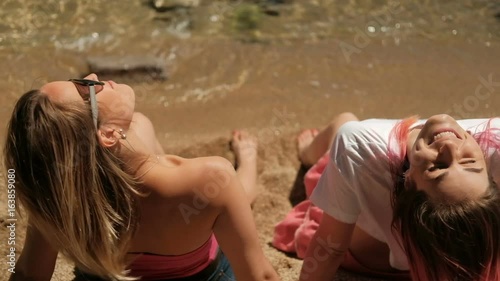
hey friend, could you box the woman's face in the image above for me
[40,74,135,127]
[407,114,489,201]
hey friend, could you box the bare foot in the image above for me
[231,130,258,166]
[231,130,258,204]
[298,129,319,166]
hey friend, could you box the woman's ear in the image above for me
[404,168,415,189]
[97,127,118,148]
[490,152,500,190]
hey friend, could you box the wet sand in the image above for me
[0,37,499,281]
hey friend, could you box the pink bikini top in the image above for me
[127,234,219,280]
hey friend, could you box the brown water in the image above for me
[1,0,499,143]
[1,0,499,46]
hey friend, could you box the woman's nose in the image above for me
[437,141,459,163]
[84,73,99,81]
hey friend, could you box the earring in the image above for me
[118,129,127,140]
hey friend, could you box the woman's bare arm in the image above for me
[206,158,280,281]
[299,213,355,281]
[145,155,279,280]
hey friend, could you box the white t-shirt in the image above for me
[310,118,500,270]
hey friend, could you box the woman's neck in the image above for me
[114,129,158,178]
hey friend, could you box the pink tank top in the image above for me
[128,234,219,280]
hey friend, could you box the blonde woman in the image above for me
[5,74,279,281]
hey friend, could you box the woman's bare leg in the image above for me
[298,112,359,166]
[231,130,258,204]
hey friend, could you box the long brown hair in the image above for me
[388,117,500,281]
[3,90,141,279]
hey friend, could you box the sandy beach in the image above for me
[1,1,500,280]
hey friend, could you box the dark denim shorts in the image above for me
[74,250,235,281]
[204,251,235,281]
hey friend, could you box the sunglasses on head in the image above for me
[69,78,105,129]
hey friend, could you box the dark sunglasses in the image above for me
[69,79,105,128]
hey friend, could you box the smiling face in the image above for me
[406,114,489,202]
[40,74,136,128]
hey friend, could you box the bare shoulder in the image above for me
[145,155,236,199]
[175,156,235,189]
[131,112,156,136]
[163,155,233,174]
[187,155,234,173]
[132,112,153,125]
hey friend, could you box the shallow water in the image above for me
[1,0,499,48]
[0,0,499,141]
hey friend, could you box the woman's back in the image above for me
[6,77,280,281]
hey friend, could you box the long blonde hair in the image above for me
[4,89,141,280]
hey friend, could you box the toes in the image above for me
[239,130,249,138]
[231,130,257,150]
[297,128,317,157]
[233,130,255,143]
[230,130,257,162]
[312,128,319,137]
[298,129,315,142]
[241,131,257,144]
[233,130,240,138]
[298,129,310,140]
[232,130,241,142]
[300,129,310,137]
